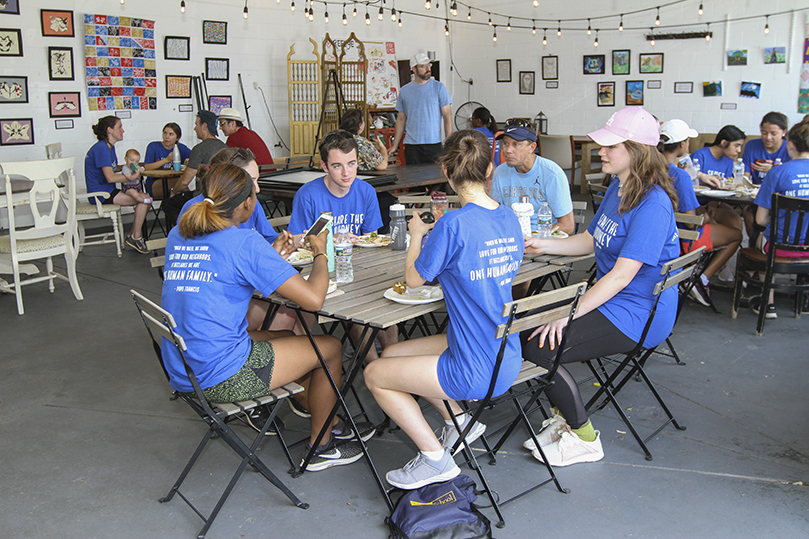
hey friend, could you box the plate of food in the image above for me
[384,281,444,305]
[551,229,569,239]
[700,189,736,198]
[287,250,314,266]
[357,233,392,247]
[693,185,709,191]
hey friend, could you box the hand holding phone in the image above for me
[305,214,333,239]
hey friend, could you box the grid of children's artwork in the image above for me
[84,14,157,111]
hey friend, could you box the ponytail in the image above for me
[179,164,254,238]
[473,107,497,134]
[439,129,492,189]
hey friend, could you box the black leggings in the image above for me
[520,309,636,429]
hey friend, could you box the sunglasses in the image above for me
[505,118,535,129]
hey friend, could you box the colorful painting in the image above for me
[612,50,630,75]
[799,27,809,113]
[727,50,748,66]
[208,95,232,116]
[165,75,191,98]
[583,55,605,75]
[49,92,81,117]
[0,28,22,56]
[48,47,74,81]
[366,41,399,108]
[0,75,27,103]
[764,47,786,64]
[84,14,157,111]
[202,20,227,44]
[41,9,74,37]
[0,118,34,146]
[1,0,20,15]
[626,81,644,105]
[598,82,615,107]
[703,81,723,97]
[740,81,761,99]
[164,36,190,60]
[639,53,664,73]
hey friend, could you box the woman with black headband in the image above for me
[161,163,365,471]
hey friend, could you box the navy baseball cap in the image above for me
[496,125,536,143]
[197,110,218,136]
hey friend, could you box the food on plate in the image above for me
[393,281,406,295]
[551,229,569,238]
[289,250,313,263]
[358,233,392,247]
[693,185,708,191]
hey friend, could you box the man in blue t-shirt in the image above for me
[391,52,452,165]
[490,126,575,235]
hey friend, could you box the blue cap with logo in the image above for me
[495,125,536,143]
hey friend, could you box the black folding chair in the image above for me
[442,282,587,529]
[131,290,308,539]
[583,248,703,461]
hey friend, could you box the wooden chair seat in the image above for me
[212,384,304,417]
[736,246,809,267]
[512,360,548,387]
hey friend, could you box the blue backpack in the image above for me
[386,475,492,539]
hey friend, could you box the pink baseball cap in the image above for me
[587,107,660,146]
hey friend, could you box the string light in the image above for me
[542,28,547,46]
[324,8,329,23]
[243,0,248,19]
[587,19,591,35]
[655,7,660,26]
[445,20,449,36]
[507,18,511,31]
[650,28,655,46]
[120,0,125,5]
[532,21,536,35]
[533,0,538,6]
[467,8,471,20]
[290,1,295,12]
[557,20,561,36]
[619,14,623,32]
[698,3,704,16]
[353,4,357,16]
[424,0,431,10]
[764,15,769,34]
[378,6,383,20]
[492,25,497,42]
[365,6,370,25]
[342,3,347,24]
[705,23,711,41]
[450,2,457,16]
[398,13,402,27]
[180,0,185,13]
[488,13,492,26]
[308,4,314,21]
[594,30,599,47]
[391,7,397,22]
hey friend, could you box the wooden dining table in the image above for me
[259,243,591,509]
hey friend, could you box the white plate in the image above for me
[287,250,313,266]
[700,190,736,198]
[550,230,569,239]
[383,286,444,305]
[356,234,392,248]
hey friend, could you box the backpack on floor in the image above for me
[386,475,492,539]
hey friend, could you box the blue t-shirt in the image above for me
[288,177,383,235]
[691,147,732,179]
[587,182,680,348]
[475,126,500,164]
[396,78,452,145]
[178,194,280,243]
[144,140,192,194]
[160,226,298,393]
[742,138,791,185]
[84,140,116,195]
[490,156,573,230]
[668,163,700,213]
[415,203,524,401]
[754,159,809,243]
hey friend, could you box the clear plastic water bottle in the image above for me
[536,201,553,239]
[692,159,701,188]
[511,195,534,237]
[172,145,181,172]
[733,158,744,186]
[334,232,354,283]
[390,204,407,251]
[322,211,335,273]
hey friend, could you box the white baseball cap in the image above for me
[659,119,699,144]
[410,52,431,67]
[217,108,244,122]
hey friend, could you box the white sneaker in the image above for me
[717,264,735,283]
[523,413,568,451]
[438,418,486,456]
[532,429,604,467]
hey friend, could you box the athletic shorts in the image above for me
[762,239,809,259]
[200,340,276,403]
[681,224,713,253]
[98,188,121,205]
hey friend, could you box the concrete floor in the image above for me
[2,220,808,539]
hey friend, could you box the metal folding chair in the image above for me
[131,290,307,539]
[442,282,587,528]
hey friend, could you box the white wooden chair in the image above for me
[0,157,83,315]
[45,142,63,159]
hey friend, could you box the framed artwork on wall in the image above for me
[202,20,227,44]
[639,53,664,73]
[496,59,511,83]
[48,91,81,118]
[519,71,535,95]
[0,28,23,56]
[0,76,28,104]
[612,50,630,75]
[597,82,615,107]
[583,55,605,75]
[542,56,558,80]
[205,58,229,81]
[164,36,190,60]
[763,47,786,64]
[674,82,693,94]
[626,80,644,105]
[166,75,192,99]
[1,1,20,15]
[41,9,74,37]
[48,47,74,81]
[0,118,34,146]
[208,95,232,115]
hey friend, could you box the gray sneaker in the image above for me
[332,416,376,442]
[386,449,460,490]
[438,418,486,456]
[125,235,149,254]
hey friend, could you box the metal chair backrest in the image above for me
[572,200,587,233]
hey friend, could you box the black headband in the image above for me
[217,168,254,212]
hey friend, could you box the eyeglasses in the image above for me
[218,121,229,127]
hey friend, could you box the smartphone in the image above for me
[306,214,333,238]
[755,159,766,164]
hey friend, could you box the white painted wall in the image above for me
[1,0,447,183]
[447,0,809,137]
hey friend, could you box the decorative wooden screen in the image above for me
[321,32,368,138]
[287,38,320,159]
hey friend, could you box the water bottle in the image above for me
[172,145,181,172]
[321,211,335,273]
[334,232,354,283]
[511,195,534,237]
[536,201,553,239]
[390,204,407,251]
[692,160,701,188]
[733,158,744,187]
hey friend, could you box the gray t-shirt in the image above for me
[187,138,227,170]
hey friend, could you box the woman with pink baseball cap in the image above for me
[519,107,681,467]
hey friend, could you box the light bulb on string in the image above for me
[650,28,655,46]
[391,8,397,22]
[445,20,449,36]
[378,6,383,20]
[290,1,295,11]
[365,7,370,25]
[507,18,511,31]
[308,5,314,21]
[698,3,703,16]
[532,21,536,35]
[342,3,347,24]
[655,7,660,26]
[533,0,538,6]
[180,0,186,13]
[587,19,591,35]
[398,14,402,27]
[243,1,249,19]
[488,13,492,26]
[450,2,457,16]
[325,9,329,23]
[764,16,769,34]
[424,0,431,10]
[619,14,623,32]
[557,20,561,36]
[594,30,599,47]
[353,4,357,16]
[542,29,547,46]
[492,25,497,42]
[120,0,125,5]
[467,8,471,20]
[705,23,711,41]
